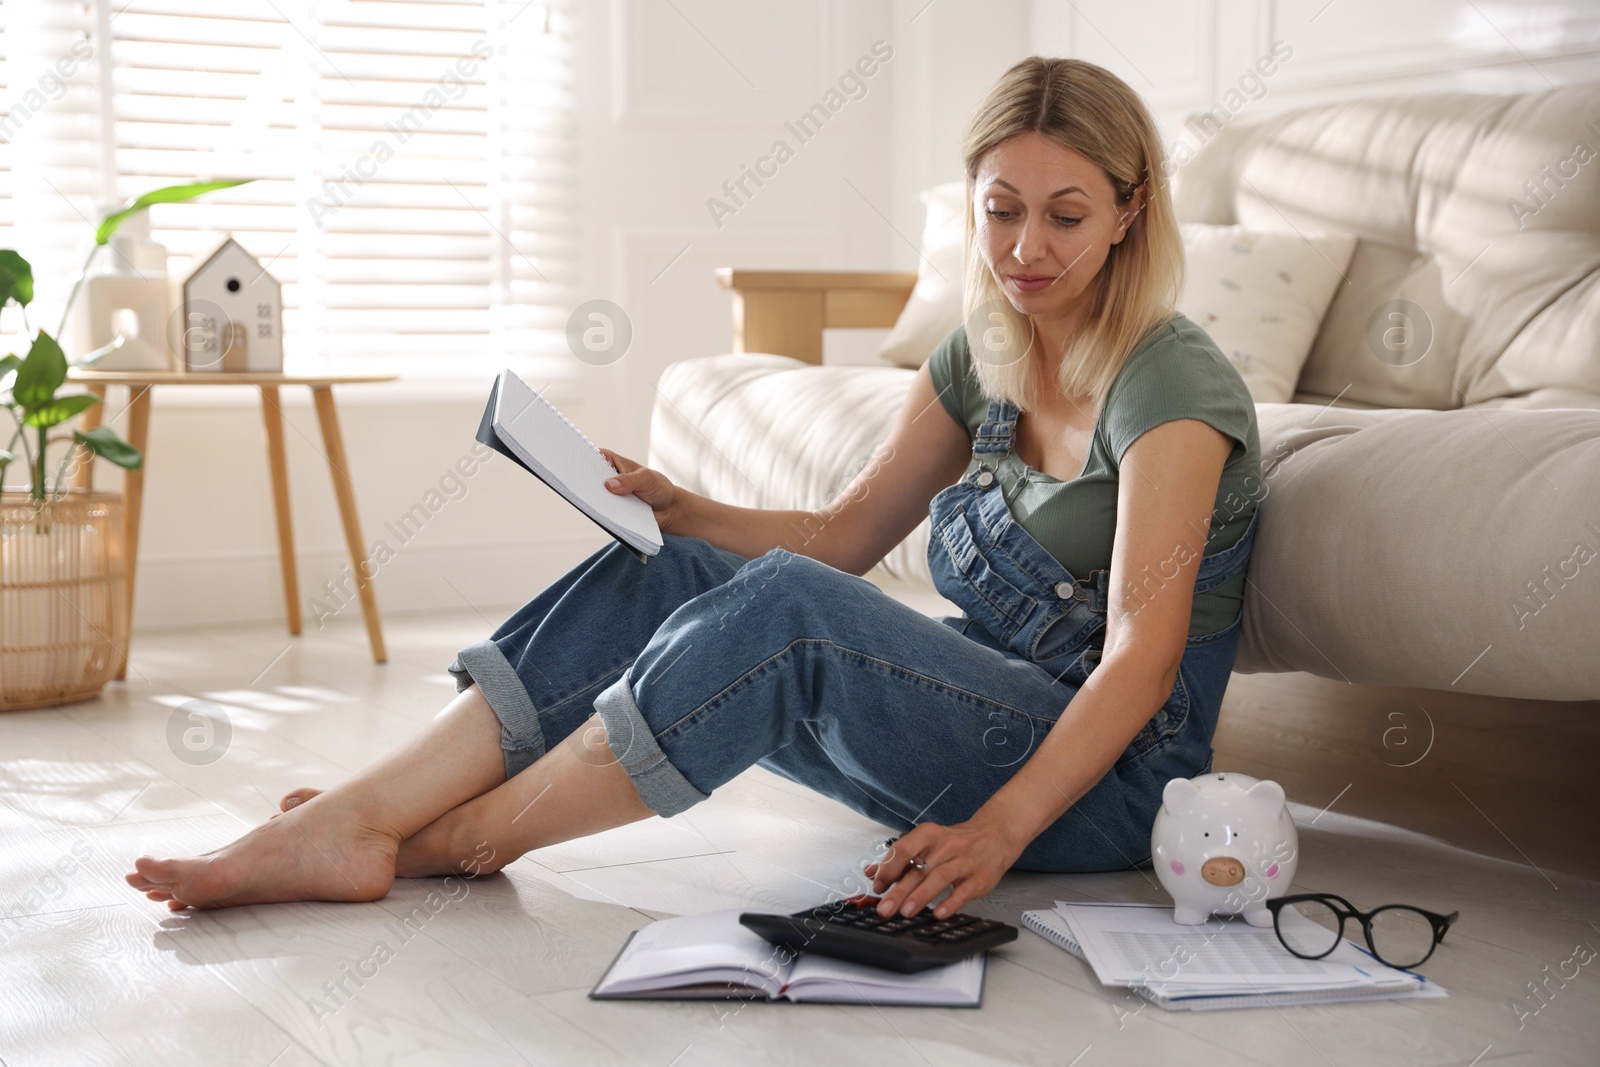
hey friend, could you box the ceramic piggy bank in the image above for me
[1151,772,1298,926]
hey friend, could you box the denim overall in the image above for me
[451,396,1259,873]
[922,396,1260,859]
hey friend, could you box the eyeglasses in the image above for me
[1265,893,1458,969]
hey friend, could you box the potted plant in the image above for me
[1,181,249,710]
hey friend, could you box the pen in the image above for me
[882,836,927,870]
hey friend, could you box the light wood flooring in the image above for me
[2,592,1596,1066]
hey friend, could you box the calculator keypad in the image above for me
[743,894,1019,974]
[816,900,1003,942]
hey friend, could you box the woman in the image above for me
[127,56,1261,920]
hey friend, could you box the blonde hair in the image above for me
[960,57,1184,412]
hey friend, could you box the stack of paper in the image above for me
[1023,901,1448,1011]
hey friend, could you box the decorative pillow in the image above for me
[1177,223,1357,403]
[875,181,966,370]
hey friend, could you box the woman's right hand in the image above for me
[597,448,687,535]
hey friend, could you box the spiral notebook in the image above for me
[476,369,663,562]
[1023,903,1446,1012]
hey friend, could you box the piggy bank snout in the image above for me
[1200,856,1245,886]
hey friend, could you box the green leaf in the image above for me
[95,180,255,245]
[73,425,142,471]
[0,251,33,306]
[22,393,100,428]
[12,331,68,409]
[0,449,14,467]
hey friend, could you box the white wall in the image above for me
[1024,0,1600,166]
[575,0,903,458]
[118,0,1598,634]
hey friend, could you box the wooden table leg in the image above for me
[259,386,302,636]
[310,386,386,664]
[74,384,107,491]
[115,385,153,681]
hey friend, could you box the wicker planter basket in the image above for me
[0,491,127,711]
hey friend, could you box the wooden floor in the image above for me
[1,596,1596,1066]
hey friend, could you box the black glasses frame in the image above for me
[1265,892,1459,969]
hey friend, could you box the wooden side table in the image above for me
[67,370,397,678]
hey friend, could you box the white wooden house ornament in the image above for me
[177,234,283,373]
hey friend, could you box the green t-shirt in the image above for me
[927,312,1261,638]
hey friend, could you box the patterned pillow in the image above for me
[1178,223,1357,403]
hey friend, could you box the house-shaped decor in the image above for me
[175,233,283,373]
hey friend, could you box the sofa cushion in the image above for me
[1239,402,1600,700]
[1293,238,1469,410]
[1173,84,1600,412]
[651,355,1600,700]
[648,354,935,589]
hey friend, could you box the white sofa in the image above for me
[648,83,1600,702]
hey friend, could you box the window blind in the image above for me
[0,0,102,341]
[1,0,576,379]
[0,1,8,248]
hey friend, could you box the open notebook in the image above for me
[477,369,663,562]
[589,909,986,1006]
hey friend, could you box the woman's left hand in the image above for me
[862,817,1025,920]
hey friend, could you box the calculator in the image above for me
[739,894,1018,973]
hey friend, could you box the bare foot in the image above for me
[271,787,322,818]
[125,793,398,910]
[271,786,494,881]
